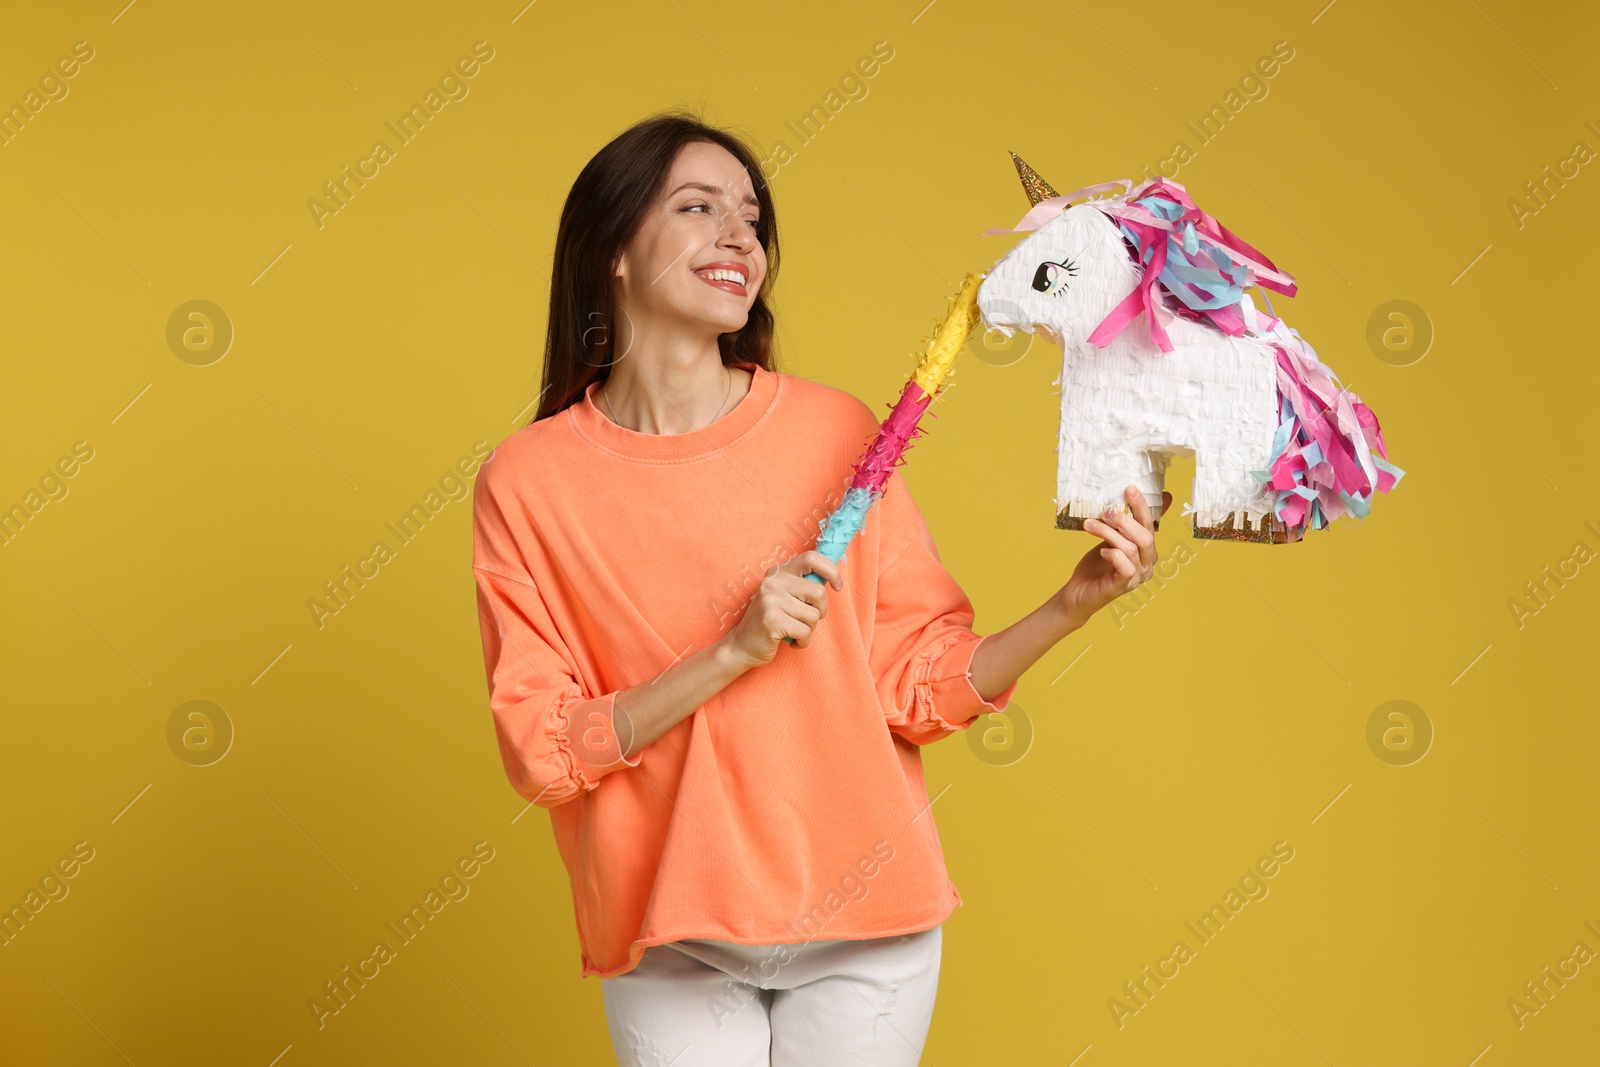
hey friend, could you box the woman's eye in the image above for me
[682,203,761,231]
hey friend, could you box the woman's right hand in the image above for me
[723,550,844,667]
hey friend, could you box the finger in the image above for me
[784,595,824,627]
[1112,486,1157,536]
[781,551,844,590]
[782,606,818,647]
[767,562,820,602]
[1122,514,1157,569]
[1100,546,1136,578]
[801,550,845,590]
[1110,489,1158,568]
[778,573,830,616]
[1084,514,1139,561]
[1125,484,1154,530]
[770,600,818,644]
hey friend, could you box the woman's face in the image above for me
[613,140,767,340]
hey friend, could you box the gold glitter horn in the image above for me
[1009,150,1059,207]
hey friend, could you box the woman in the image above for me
[470,110,1168,1066]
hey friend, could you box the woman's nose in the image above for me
[717,211,756,248]
[720,224,755,252]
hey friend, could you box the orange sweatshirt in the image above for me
[470,361,1018,978]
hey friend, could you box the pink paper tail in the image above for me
[1257,338,1405,530]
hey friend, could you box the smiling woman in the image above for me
[531,113,779,425]
[470,108,1163,1066]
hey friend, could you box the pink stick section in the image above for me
[849,381,934,494]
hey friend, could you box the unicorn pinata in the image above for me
[977,153,1403,543]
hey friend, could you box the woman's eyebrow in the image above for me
[667,180,760,207]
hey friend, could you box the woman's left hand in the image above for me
[1057,485,1171,630]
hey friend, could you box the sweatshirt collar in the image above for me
[568,362,779,461]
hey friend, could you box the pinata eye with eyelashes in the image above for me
[1031,258,1078,297]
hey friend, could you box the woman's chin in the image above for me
[695,309,750,335]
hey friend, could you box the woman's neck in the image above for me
[601,354,752,436]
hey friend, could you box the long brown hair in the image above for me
[532,109,781,424]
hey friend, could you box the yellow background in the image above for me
[3,0,1595,1063]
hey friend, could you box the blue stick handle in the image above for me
[782,487,876,644]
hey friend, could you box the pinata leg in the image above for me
[1187,354,1300,544]
[1191,510,1301,543]
[1054,442,1169,532]
[1189,448,1301,541]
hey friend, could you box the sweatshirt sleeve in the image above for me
[473,566,642,808]
[471,459,640,810]
[867,466,1019,746]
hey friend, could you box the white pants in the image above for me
[600,925,942,1066]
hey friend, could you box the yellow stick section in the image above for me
[911,271,985,396]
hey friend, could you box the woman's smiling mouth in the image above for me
[693,262,749,295]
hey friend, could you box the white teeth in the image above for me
[698,268,746,286]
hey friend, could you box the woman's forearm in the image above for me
[608,592,1077,756]
[968,596,1084,703]
[612,635,755,759]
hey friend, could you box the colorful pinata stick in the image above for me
[783,272,984,644]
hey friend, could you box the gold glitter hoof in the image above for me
[1056,505,1160,532]
[1191,511,1303,544]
